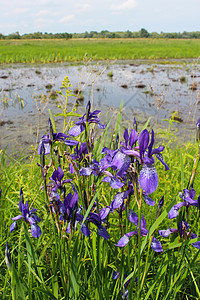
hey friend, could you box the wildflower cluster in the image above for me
[7,100,200,299]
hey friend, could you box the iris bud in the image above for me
[5,242,12,271]
[156,196,164,219]
[20,187,24,204]
[196,117,200,142]
[86,101,91,122]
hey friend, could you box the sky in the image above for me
[0,0,200,35]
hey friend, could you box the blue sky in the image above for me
[0,0,200,35]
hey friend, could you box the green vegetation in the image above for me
[0,38,200,64]
[2,28,200,40]
[1,77,200,299]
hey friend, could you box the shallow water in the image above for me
[0,60,200,153]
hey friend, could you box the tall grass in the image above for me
[0,39,200,64]
[0,78,200,299]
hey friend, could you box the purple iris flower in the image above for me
[138,129,169,194]
[68,101,107,137]
[100,147,118,170]
[68,142,90,174]
[49,166,72,192]
[102,171,125,189]
[87,211,110,240]
[78,152,125,189]
[38,118,79,156]
[79,159,100,177]
[110,184,155,210]
[112,271,135,300]
[108,128,168,194]
[59,190,91,237]
[116,209,163,252]
[111,128,138,177]
[168,188,198,219]
[159,220,200,249]
[71,142,88,162]
[66,206,91,237]
[60,191,78,221]
[118,128,168,194]
[60,190,109,239]
[10,200,41,238]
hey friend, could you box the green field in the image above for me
[0,38,200,64]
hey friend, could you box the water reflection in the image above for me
[0,61,199,152]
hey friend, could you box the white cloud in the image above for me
[4,7,30,16]
[59,14,75,23]
[34,10,58,17]
[110,0,137,12]
[13,7,30,14]
[34,18,46,25]
[75,3,91,11]
[0,23,17,30]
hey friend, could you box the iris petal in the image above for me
[81,224,91,236]
[151,237,163,252]
[31,224,41,238]
[97,226,109,240]
[159,228,177,237]
[129,209,138,225]
[143,193,155,206]
[116,234,130,247]
[139,164,158,194]
[10,221,16,233]
[68,125,85,137]
[111,192,125,209]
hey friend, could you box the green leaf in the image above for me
[49,109,57,133]
[82,191,100,225]
[70,236,79,298]
[34,288,58,300]
[54,112,83,117]
[141,117,152,131]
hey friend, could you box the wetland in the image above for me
[0,59,200,153]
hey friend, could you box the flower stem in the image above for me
[137,205,142,300]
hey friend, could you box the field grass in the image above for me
[0,38,200,64]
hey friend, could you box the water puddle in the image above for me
[0,60,200,153]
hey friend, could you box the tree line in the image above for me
[1,29,200,40]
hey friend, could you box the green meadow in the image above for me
[0,38,200,64]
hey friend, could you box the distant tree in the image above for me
[132,31,140,38]
[124,30,133,38]
[31,32,43,39]
[4,29,200,40]
[6,31,21,39]
[150,32,160,38]
[139,28,149,38]
[100,30,110,38]
[0,33,5,39]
